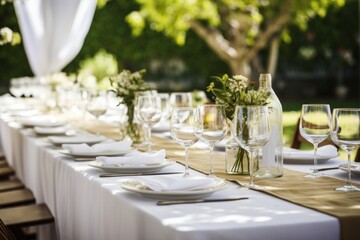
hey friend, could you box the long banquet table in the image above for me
[0,97,359,240]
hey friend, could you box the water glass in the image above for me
[196,104,227,177]
[232,106,271,188]
[299,104,331,178]
[170,107,200,177]
[137,95,162,152]
[331,108,360,192]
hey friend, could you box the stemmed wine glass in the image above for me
[330,108,360,192]
[170,107,200,177]
[232,106,271,188]
[158,93,171,122]
[299,104,331,178]
[169,92,193,108]
[196,104,227,177]
[86,92,109,135]
[137,95,162,152]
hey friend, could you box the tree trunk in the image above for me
[228,59,251,76]
[267,37,280,78]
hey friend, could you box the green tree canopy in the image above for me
[126,0,345,76]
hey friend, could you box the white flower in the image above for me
[0,27,13,45]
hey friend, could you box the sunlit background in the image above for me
[0,0,359,151]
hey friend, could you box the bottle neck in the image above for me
[259,74,272,89]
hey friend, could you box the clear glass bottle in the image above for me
[255,73,283,178]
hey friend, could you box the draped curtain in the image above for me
[14,0,97,77]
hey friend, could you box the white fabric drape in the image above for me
[14,0,97,77]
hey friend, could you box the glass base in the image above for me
[243,183,262,190]
[335,184,360,192]
[305,172,323,178]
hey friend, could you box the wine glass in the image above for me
[232,106,271,188]
[170,107,200,177]
[169,92,193,108]
[196,104,227,177]
[158,93,171,122]
[86,92,109,135]
[137,95,162,152]
[299,104,331,178]
[330,108,360,192]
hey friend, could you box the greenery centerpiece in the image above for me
[207,74,270,174]
[110,69,151,142]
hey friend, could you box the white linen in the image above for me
[0,113,344,240]
[283,145,338,160]
[138,175,218,192]
[62,140,132,154]
[96,150,166,166]
[13,0,96,76]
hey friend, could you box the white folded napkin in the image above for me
[49,135,106,145]
[96,149,166,166]
[138,175,219,192]
[283,145,338,160]
[62,140,132,154]
[152,121,170,132]
[35,126,68,135]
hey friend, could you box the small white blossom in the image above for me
[0,27,13,45]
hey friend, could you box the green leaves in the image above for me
[207,73,270,120]
[126,0,220,45]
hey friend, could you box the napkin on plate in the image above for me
[137,175,219,192]
[283,145,338,160]
[49,135,106,145]
[62,140,132,154]
[35,125,69,135]
[96,149,166,166]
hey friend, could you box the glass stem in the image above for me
[96,117,100,136]
[209,145,214,176]
[346,150,353,187]
[146,124,152,152]
[249,149,254,187]
[313,143,319,175]
[184,146,190,177]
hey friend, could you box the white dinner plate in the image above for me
[48,135,107,146]
[88,160,174,173]
[339,163,360,175]
[59,149,132,158]
[17,115,66,128]
[121,178,229,200]
[34,126,73,136]
[283,147,338,164]
[20,120,66,128]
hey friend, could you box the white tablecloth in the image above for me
[0,109,343,240]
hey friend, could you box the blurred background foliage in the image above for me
[0,0,358,110]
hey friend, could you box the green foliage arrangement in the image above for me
[109,69,151,141]
[207,73,270,174]
[207,74,270,121]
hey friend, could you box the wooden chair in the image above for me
[0,165,14,180]
[291,118,360,162]
[0,218,17,240]
[0,157,54,239]
[0,204,54,228]
[0,178,24,193]
[0,189,35,208]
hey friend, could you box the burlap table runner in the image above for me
[82,121,360,240]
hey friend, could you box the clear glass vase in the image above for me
[225,135,259,175]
